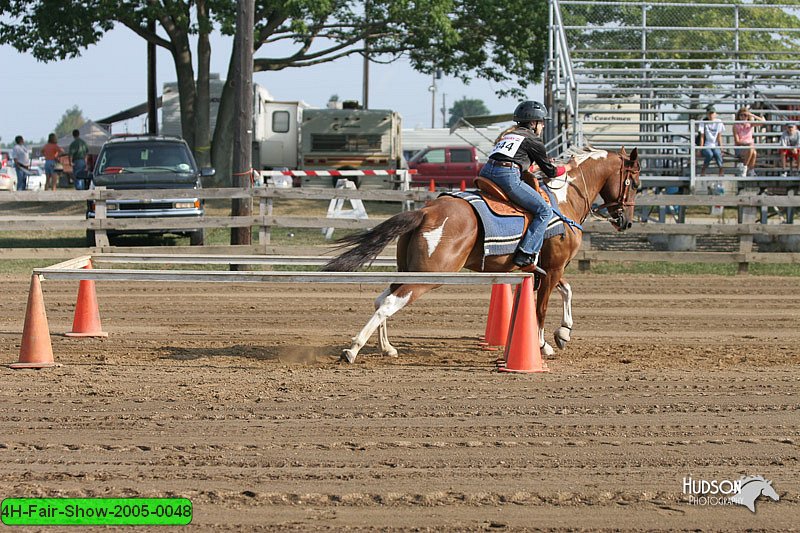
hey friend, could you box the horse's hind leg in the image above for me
[343,283,435,363]
[375,289,398,357]
[553,279,574,349]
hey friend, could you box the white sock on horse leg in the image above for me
[348,292,411,358]
[555,281,573,348]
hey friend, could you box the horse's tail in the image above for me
[323,210,425,272]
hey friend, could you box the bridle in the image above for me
[589,154,640,226]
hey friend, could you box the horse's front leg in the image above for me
[553,279,574,349]
[536,274,560,358]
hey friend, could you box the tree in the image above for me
[54,106,86,138]
[0,0,550,183]
[447,97,490,128]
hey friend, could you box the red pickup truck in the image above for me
[407,145,484,188]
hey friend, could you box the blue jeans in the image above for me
[73,159,87,189]
[702,148,723,167]
[15,166,28,191]
[479,161,552,255]
[73,159,87,178]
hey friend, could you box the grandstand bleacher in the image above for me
[546,0,800,197]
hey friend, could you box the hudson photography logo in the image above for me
[682,475,780,512]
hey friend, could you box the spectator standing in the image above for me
[11,135,31,191]
[732,108,764,177]
[42,133,65,191]
[700,106,725,177]
[69,129,89,189]
[780,123,799,176]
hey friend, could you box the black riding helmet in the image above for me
[513,100,550,123]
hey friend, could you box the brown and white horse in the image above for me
[324,146,640,363]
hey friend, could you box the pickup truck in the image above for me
[407,145,484,188]
[86,135,214,246]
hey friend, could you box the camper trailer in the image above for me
[161,76,306,173]
[297,105,403,188]
[161,77,402,188]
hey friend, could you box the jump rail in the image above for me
[35,254,530,285]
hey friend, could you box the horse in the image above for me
[323,146,641,363]
[731,476,780,513]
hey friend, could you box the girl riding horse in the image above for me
[324,145,640,363]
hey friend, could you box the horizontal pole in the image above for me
[34,268,532,285]
[574,250,800,265]
[0,187,439,203]
[574,58,800,64]
[565,26,800,33]
[575,68,800,75]
[581,223,800,237]
[576,78,799,86]
[90,253,397,266]
[559,0,800,8]
[572,49,800,56]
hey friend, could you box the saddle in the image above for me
[473,175,551,225]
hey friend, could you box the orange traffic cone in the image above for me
[499,277,549,373]
[65,262,108,338]
[481,284,513,351]
[9,275,60,369]
[460,179,466,192]
[478,285,499,344]
[428,179,436,192]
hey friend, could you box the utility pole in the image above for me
[231,0,254,249]
[441,93,447,128]
[362,0,370,109]
[146,19,157,135]
[429,69,441,128]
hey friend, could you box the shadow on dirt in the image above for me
[158,343,335,364]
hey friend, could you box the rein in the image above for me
[589,155,639,222]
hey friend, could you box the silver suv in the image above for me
[87,135,214,245]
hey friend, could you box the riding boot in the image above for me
[513,250,546,276]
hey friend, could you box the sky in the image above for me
[1,26,542,145]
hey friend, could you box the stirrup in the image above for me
[513,251,546,276]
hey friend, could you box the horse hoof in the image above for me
[554,327,571,349]
[541,342,556,357]
[382,347,398,358]
[341,349,357,364]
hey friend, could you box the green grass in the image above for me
[578,261,800,276]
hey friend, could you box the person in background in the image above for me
[732,107,764,177]
[699,106,725,177]
[69,129,89,189]
[42,133,65,191]
[779,123,799,177]
[11,135,31,191]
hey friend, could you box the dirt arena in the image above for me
[1,271,799,531]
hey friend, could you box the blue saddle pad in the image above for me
[441,191,566,257]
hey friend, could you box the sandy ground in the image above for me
[1,272,799,531]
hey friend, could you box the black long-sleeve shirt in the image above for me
[488,125,558,178]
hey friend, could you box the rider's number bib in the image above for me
[489,133,525,158]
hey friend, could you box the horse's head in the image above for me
[597,147,640,231]
[761,480,780,501]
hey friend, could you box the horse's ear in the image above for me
[619,146,627,157]
[630,147,638,161]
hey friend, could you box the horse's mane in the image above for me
[563,145,609,166]
[739,475,767,486]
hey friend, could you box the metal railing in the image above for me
[548,0,581,149]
